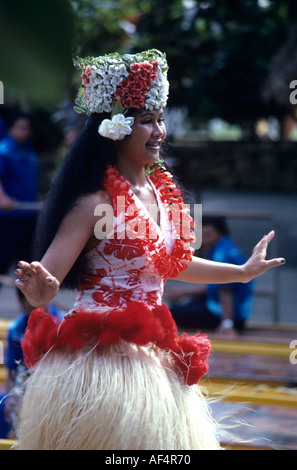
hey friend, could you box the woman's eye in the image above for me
[140,117,164,125]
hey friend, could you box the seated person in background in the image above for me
[0,111,39,279]
[4,289,64,437]
[166,216,254,335]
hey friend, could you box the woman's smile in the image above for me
[146,139,162,151]
[115,108,166,165]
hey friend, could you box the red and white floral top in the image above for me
[74,164,195,313]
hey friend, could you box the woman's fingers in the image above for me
[15,278,25,289]
[245,231,285,282]
[16,261,53,280]
[265,257,286,269]
[16,260,35,276]
[15,260,59,287]
[46,275,60,290]
[253,231,275,257]
[15,260,60,306]
[15,261,35,283]
[30,261,45,273]
[30,262,60,289]
[266,230,275,242]
[256,231,286,270]
[15,269,29,282]
[257,231,286,266]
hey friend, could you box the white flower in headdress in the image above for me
[98,114,135,141]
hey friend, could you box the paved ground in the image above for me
[0,188,296,326]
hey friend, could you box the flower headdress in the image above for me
[73,49,169,141]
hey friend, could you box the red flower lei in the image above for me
[103,164,196,280]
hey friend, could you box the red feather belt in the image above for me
[22,301,211,386]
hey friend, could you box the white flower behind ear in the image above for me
[98,114,134,141]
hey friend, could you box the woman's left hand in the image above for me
[243,231,285,282]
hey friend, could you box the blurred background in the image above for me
[0,0,296,327]
[1,0,297,449]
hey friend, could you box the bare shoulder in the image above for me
[71,189,111,219]
[75,190,112,249]
[78,189,111,210]
[55,189,111,239]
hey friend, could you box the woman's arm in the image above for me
[175,231,285,284]
[15,191,109,307]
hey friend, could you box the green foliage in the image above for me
[2,0,297,130]
[128,0,297,126]
[0,0,74,106]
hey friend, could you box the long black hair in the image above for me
[33,112,116,289]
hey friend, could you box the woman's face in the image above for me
[9,117,32,145]
[115,108,166,166]
[201,225,221,249]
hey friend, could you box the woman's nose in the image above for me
[152,121,164,137]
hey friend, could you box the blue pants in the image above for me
[0,393,9,438]
[170,296,245,331]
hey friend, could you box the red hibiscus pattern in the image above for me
[103,238,146,260]
[74,164,196,312]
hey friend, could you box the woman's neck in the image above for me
[115,160,148,189]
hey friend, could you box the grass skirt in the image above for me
[16,342,221,450]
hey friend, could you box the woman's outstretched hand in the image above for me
[243,231,285,282]
[15,261,60,307]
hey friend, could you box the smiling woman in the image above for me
[14,48,284,450]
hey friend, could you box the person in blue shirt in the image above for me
[5,289,64,375]
[0,112,39,278]
[168,216,254,335]
[3,288,64,438]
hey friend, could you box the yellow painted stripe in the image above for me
[0,367,7,384]
[0,319,9,340]
[205,380,297,407]
[221,443,273,451]
[206,375,286,388]
[211,339,291,357]
[0,439,16,450]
